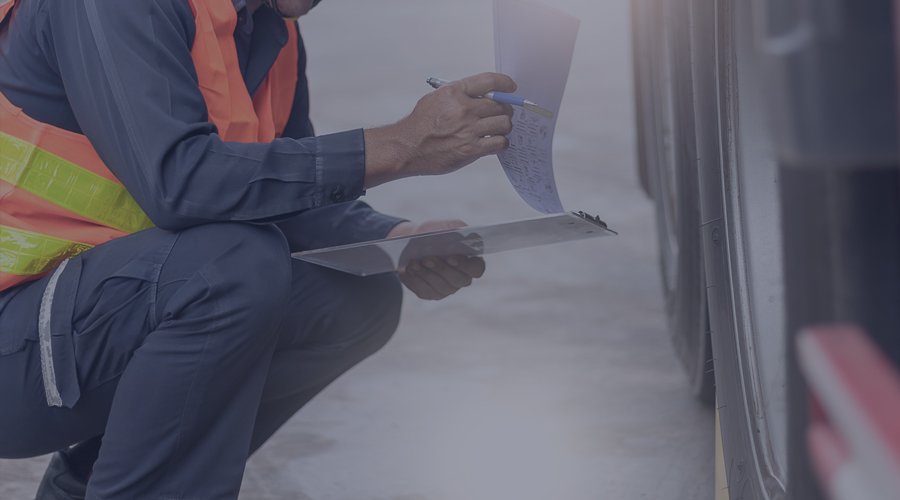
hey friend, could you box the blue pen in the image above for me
[426,77,554,119]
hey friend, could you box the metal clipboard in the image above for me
[291,211,616,276]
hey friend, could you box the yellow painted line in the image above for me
[716,404,730,500]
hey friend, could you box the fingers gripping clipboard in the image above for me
[292,212,616,276]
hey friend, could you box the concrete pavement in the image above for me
[0,1,715,498]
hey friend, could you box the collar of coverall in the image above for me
[234,0,293,23]
[232,0,255,36]
[233,1,323,32]
[262,0,322,20]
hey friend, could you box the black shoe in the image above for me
[34,451,88,500]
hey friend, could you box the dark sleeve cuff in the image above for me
[314,129,367,208]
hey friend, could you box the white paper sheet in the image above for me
[494,0,579,213]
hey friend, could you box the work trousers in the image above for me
[0,223,403,498]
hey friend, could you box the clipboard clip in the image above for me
[572,211,616,234]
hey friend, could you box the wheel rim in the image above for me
[723,0,788,491]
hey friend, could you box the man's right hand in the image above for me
[363,72,517,188]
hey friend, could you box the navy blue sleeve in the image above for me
[41,0,367,230]
[276,201,407,251]
[277,26,406,250]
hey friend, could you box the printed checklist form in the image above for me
[494,0,580,214]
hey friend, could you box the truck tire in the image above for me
[631,0,715,407]
[633,0,791,498]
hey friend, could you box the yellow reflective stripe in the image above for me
[0,131,153,233]
[0,225,92,276]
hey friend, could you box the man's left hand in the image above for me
[387,220,486,300]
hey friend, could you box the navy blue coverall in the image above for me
[0,0,405,497]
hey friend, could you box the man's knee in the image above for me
[358,272,403,351]
[319,271,403,356]
[161,223,293,333]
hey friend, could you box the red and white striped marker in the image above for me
[798,325,900,500]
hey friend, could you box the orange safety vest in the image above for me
[0,0,298,293]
